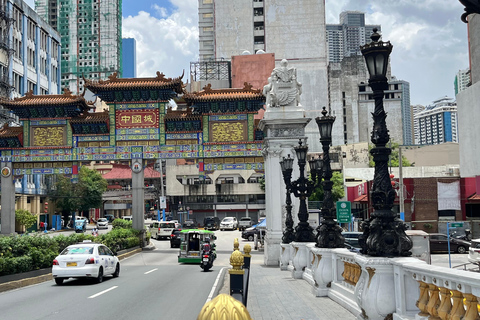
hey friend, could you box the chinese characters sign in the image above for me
[115,110,159,129]
[210,121,247,143]
[32,126,66,147]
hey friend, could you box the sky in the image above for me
[24,0,469,107]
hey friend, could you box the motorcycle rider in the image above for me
[92,227,98,236]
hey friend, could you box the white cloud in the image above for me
[325,0,469,106]
[123,0,198,80]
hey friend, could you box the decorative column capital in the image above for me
[262,146,284,158]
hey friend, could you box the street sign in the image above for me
[450,223,463,228]
[336,201,351,223]
[159,196,166,209]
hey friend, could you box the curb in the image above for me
[0,246,145,293]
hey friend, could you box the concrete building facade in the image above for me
[1,0,61,98]
[35,0,122,94]
[197,0,328,152]
[411,104,426,145]
[326,11,380,63]
[454,68,470,95]
[457,13,480,179]
[415,96,458,145]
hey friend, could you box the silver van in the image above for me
[150,221,176,240]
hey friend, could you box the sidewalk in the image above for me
[218,263,355,320]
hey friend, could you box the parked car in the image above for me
[170,229,182,248]
[204,216,220,230]
[104,214,115,223]
[429,233,470,254]
[52,241,120,285]
[238,217,253,231]
[242,226,266,241]
[468,238,480,264]
[220,217,238,231]
[123,216,132,222]
[342,232,363,249]
[183,219,198,229]
[96,218,109,229]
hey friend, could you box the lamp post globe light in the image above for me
[281,140,316,242]
[280,154,295,244]
[359,29,412,257]
[314,107,345,248]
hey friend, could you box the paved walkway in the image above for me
[219,261,355,320]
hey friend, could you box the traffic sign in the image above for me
[336,201,351,223]
[450,223,463,228]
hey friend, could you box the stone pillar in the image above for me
[259,59,312,265]
[131,159,145,231]
[1,161,15,234]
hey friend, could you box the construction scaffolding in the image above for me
[0,0,14,98]
[37,0,122,95]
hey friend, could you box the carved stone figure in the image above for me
[263,59,302,108]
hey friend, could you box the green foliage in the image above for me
[15,209,37,231]
[368,142,412,167]
[258,176,265,191]
[309,171,345,203]
[49,166,107,216]
[0,221,139,276]
[112,219,133,229]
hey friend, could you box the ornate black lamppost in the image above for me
[459,0,480,22]
[359,29,412,257]
[281,140,316,242]
[280,154,295,244]
[314,107,345,248]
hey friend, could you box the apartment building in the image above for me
[415,96,458,145]
[35,0,122,94]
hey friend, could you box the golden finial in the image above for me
[243,244,251,258]
[196,294,252,320]
[233,238,239,251]
[229,250,244,275]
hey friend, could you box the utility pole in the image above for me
[157,158,166,221]
[399,147,405,221]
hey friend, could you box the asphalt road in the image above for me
[0,228,250,320]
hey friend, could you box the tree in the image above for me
[368,142,412,167]
[308,171,345,203]
[15,209,37,232]
[49,166,107,217]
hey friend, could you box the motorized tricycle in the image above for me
[75,220,87,233]
[177,229,216,264]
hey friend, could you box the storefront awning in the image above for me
[353,194,368,203]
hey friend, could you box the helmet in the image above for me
[205,237,210,243]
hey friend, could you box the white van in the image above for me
[406,230,431,264]
[149,221,176,240]
[123,216,132,222]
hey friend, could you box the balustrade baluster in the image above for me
[353,264,361,285]
[416,281,430,316]
[461,293,479,320]
[426,284,441,319]
[449,290,467,320]
[437,287,452,320]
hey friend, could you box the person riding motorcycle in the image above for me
[92,227,98,236]
[201,237,212,255]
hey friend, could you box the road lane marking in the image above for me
[144,268,158,274]
[206,267,226,303]
[88,286,118,299]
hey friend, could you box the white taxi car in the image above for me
[52,241,120,285]
[220,217,238,231]
[468,238,480,264]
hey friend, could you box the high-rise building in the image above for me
[122,38,136,78]
[415,97,458,145]
[2,0,61,98]
[454,68,470,95]
[328,56,411,146]
[197,0,329,152]
[35,0,122,94]
[411,104,425,145]
[326,11,381,63]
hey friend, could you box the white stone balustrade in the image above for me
[280,243,293,271]
[280,246,480,320]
